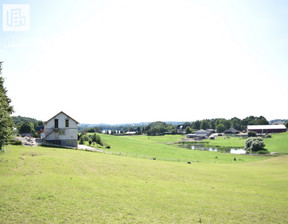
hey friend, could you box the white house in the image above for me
[43,111,79,147]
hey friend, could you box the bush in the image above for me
[9,139,22,145]
[245,137,267,153]
[257,150,270,154]
[264,133,272,138]
[248,131,257,137]
[79,136,85,144]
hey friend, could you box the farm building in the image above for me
[186,129,212,139]
[224,128,240,134]
[42,111,79,147]
[247,125,286,134]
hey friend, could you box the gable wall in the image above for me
[44,112,78,146]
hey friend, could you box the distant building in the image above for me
[187,129,212,139]
[224,128,240,134]
[247,125,286,134]
[125,131,137,135]
[43,111,79,147]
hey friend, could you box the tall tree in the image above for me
[0,62,14,150]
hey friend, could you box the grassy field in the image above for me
[206,132,288,153]
[264,132,288,153]
[97,134,267,163]
[0,145,288,223]
[206,136,246,148]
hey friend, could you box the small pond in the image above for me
[178,143,246,154]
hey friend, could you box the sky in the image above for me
[0,0,288,124]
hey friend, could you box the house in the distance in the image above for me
[247,125,286,134]
[224,128,240,134]
[42,111,79,147]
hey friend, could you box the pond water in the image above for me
[178,143,246,154]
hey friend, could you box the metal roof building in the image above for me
[247,125,286,133]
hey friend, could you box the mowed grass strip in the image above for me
[0,145,287,223]
[99,134,267,163]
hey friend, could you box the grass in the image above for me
[0,145,288,223]
[264,132,288,153]
[206,132,288,154]
[97,134,267,163]
[206,135,246,148]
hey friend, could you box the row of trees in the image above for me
[82,116,271,136]
[181,116,269,133]
[12,116,44,137]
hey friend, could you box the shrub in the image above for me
[248,131,257,137]
[257,150,270,154]
[264,133,272,138]
[9,139,22,145]
[79,136,85,144]
[245,137,266,153]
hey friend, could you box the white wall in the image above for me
[44,112,78,141]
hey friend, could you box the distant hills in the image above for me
[12,115,287,129]
[269,119,288,125]
[78,121,186,130]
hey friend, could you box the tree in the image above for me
[19,122,35,135]
[79,135,85,144]
[92,133,102,145]
[285,121,288,129]
[192,120,200,130]
[146,121,174,136]
[245,137,267,153]
[200,119,210,130]
[230,117,242,131]
[0,62,14,150]
[216,124,225,133]
[185,126,192,134]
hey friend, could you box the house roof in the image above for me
[44,111,80,125]
[195,129,210,134]
[225,128,239,132]
[247,125,286,130]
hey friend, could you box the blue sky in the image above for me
[1,0,288,124]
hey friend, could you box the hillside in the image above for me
[0,145,287,223]
[12,116,43,126]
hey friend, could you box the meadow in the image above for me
[0,145,287,223]
[97,134,267,163]
[0,132,287,223]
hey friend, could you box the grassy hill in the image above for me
[98,134,267,163]
[0,144,288,223]
[264,132,288,153]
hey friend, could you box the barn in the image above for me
[43,111,79,147]
[247,125,286,134]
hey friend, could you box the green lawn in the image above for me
[98,134,267,163]
[206,132,288,153]
[206,135,246,148]
[264,132,288,153]
[0,145,287,223]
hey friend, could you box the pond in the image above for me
[178,143,246,154]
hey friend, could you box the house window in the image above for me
[65,119,69,127]
[54,119,58,128]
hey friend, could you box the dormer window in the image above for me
[65,119,69,127]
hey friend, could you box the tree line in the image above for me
[181,116,269,133]
[80,116,271,136]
